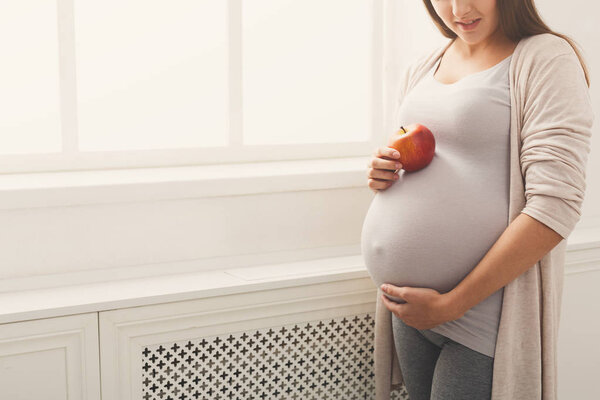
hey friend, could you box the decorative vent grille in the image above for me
[141,312,408,399]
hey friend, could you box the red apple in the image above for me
[387,123,435,172]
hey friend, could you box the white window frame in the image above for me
[0,0,397,175]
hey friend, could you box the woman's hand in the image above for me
[380,284,465,330]
[367,147,403,193]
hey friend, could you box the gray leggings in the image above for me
[391,314,494,400]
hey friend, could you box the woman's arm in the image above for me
[447,212,563,318]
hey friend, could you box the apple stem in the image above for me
[400,126,406,134]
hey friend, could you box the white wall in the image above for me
[0,185,373,286]
[560,267,600,400]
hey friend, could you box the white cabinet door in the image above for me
[0,312,100,400]
[99,277,381,400]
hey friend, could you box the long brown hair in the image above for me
[422,0,591,87]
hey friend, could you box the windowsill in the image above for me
[0,156,371,209]
[1,225,599,325]
[0,254,371,324]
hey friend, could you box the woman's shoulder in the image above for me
[515,33,585,91]
[517,33,575,61]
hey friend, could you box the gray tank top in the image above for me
[361,53,512,358]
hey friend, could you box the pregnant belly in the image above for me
[360,182,484,302]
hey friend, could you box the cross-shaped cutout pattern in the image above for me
[141,313,408,399]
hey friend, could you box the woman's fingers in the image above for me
[369,148,402,170]
[367,147,403,192]
[368,178,393,193]
[375,157,402,172]
[377,146,401,161]
[367,166,399,181]
[373,148,402,169]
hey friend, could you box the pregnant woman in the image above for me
[361,1,594,400]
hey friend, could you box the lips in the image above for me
[457,18,481,25]
[456,18,481,31]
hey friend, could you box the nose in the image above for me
[452,0,474,19]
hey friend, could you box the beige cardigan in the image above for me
[374,33,595,400]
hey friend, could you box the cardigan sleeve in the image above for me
[519,51,594,239]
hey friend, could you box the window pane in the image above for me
[75,0,228,151]
[243,0,373,145]
[0,2,61,155]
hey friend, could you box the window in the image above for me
[0,0,386,174]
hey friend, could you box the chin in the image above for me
[457,34,484,44]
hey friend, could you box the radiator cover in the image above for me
[141,312,407,400]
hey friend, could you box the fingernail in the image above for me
[381,284,388,292]
[393,152,400,158]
